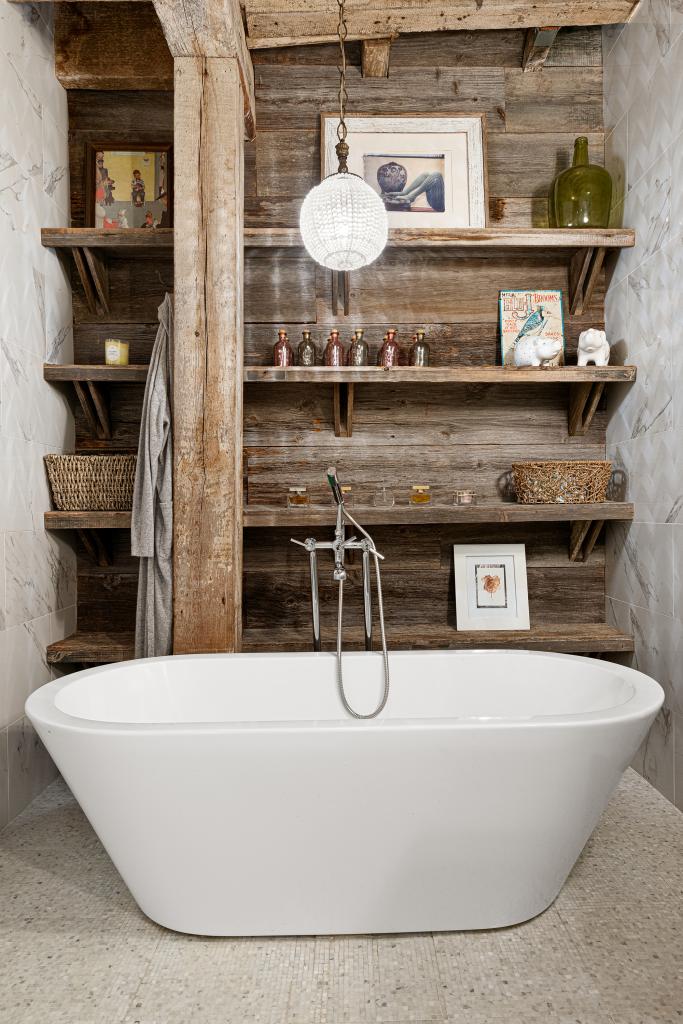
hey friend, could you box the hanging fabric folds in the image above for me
[131,293,173,658]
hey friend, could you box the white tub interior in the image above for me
[53,650,636,725]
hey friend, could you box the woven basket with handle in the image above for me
[44,454,136,511]
[512,460,611,504]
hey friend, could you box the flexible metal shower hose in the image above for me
[336,538,390,720]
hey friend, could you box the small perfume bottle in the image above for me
[340,485,353,506]
[410,329,430,367]
[454,489,477,506]
[378,328,402,368]
[410,485,431,505]
[373,486,395,507]
[324,329,345,366]
[347,330,369,366]
[287,486,310,508]
[298,330,317,367]
[273,329,294,367]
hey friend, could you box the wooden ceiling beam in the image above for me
[153,0,255,139]
[242,1,639,43]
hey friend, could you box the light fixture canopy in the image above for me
[299,0,388,271]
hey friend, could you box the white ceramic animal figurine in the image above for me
[577,328,610,367]
[513,335,563,368]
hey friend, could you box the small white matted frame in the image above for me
[321,113,488,229]
[453,544,530,631]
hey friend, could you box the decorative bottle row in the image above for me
[273,328,430,368]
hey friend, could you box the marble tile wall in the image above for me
[603,0,683,810]
[0,0,76,829]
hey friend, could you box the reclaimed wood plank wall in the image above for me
[68,91,174,636]
[243,28,608,646]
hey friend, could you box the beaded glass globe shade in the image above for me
[300,172,388,271]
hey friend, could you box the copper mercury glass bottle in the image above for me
[298,330,317,367]
[378,328,402,368]
[324,329,345,366]
[273,328,294,367]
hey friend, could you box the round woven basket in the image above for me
[44,454,136,511]
[512,460,611,504]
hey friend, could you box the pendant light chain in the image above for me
[335,0,350,172]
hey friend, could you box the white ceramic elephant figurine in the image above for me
[577,328,610,367]
[513,335,563,368]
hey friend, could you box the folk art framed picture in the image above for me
[86,144,173,229]
[321,114,489,229]
[453,544,530,631]
[499,289,565,367]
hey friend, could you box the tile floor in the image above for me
[0,770,681,1024]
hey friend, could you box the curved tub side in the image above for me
[27,704,655,936]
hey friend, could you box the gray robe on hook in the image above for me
[131,293,173,658]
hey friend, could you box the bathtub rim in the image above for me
[26,648,664,735]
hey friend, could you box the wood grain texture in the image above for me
[361,38,393,78]
[521,27,559,72]
[44,364,149,382]
[173,56,244,653]
[153,0,256,138]
[242,1,638,41]
[55,2,173,89]
[244,365,636,384]
[45,511,132,530]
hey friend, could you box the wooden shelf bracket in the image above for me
[71,245,110,317]
[569,519,605,562]
[568,245,605,316]
[568,379,605,435]
[73,380,112,440]
[331,269,350,316]
[333,382,354,437]
[522,27,559,70]
[76,527,111,567]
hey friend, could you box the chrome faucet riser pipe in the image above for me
[309,547,321,652]
[362,545,373,651]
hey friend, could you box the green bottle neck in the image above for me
[573,137,589,167]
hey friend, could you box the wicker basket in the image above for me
[44,454,136,511]
[512,460,611,504]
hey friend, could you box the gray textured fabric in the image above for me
[131,293,173,658]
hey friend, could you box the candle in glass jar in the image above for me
[104,339,129,366]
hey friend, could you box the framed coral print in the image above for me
[85,144,173,229]
[453,544,530,631]
[321,114,488,228]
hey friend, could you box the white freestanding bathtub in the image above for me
[26,649,662,936]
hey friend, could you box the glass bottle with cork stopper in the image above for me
[324,329,345,366]
[347,328,369,366]
[409,329,430,367]
[273,328,294,367]
[298,330,317,367]
[378,328,402,368]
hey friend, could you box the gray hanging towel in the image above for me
[131,293,173,658]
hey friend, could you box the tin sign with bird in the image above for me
[499,289,565,367]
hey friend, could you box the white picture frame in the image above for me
[321,113,488,229]
[453,544,530,631]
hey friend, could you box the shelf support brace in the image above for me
[333,382,354,437]
[73,380,112,440]
[569,519,605,562]
[82,246,110,316]
[361,37,393,77]
[568,380,605,435]
[76,528,111,567]
[522,27,559,71]
[330,270,351,317]
[568,246,605,316]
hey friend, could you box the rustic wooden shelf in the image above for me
[245,364,637,438]
[41,228,173,252]
[242,623,634,655]
[244,227,636,251]
[244,365,636,384]
[44,364,148,441]
[46,623,634,665]
[44,363,149,383]
[45,511,131,530]
[244,502,633,527]
[47,632,135,665]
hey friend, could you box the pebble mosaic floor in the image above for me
[0,769,681,1024]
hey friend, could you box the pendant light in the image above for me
[299,0,388,271]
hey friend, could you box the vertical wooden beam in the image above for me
[522,27,559,71]
[173,56,244,653]
[361,37,392,78]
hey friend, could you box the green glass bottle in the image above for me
[553,136,612,229]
